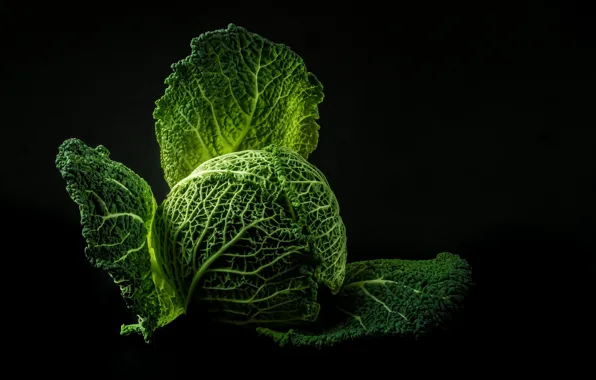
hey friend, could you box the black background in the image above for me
[4,1,595,374]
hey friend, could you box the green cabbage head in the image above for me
[153,144,347,325]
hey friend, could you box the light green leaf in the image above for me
[154,23,324,187]
[56,138,184,342]
[257,252,473,348]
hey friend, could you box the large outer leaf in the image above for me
[56,139,184,342]
[154,23,324,187]
[152,145,346,325]
[257,252,473,347]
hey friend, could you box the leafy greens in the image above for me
[56,24,472,346]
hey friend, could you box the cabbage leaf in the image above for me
[154,23,324,187]
[257,252,472,347]
[56,139,184,342]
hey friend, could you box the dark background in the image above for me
[4,1,594,374]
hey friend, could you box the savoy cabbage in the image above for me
[56,24,472,347]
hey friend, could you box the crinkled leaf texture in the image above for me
[56,139,184,342]
[154,23,324,187]
[152,145,347,326]
[257,252,472,348]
